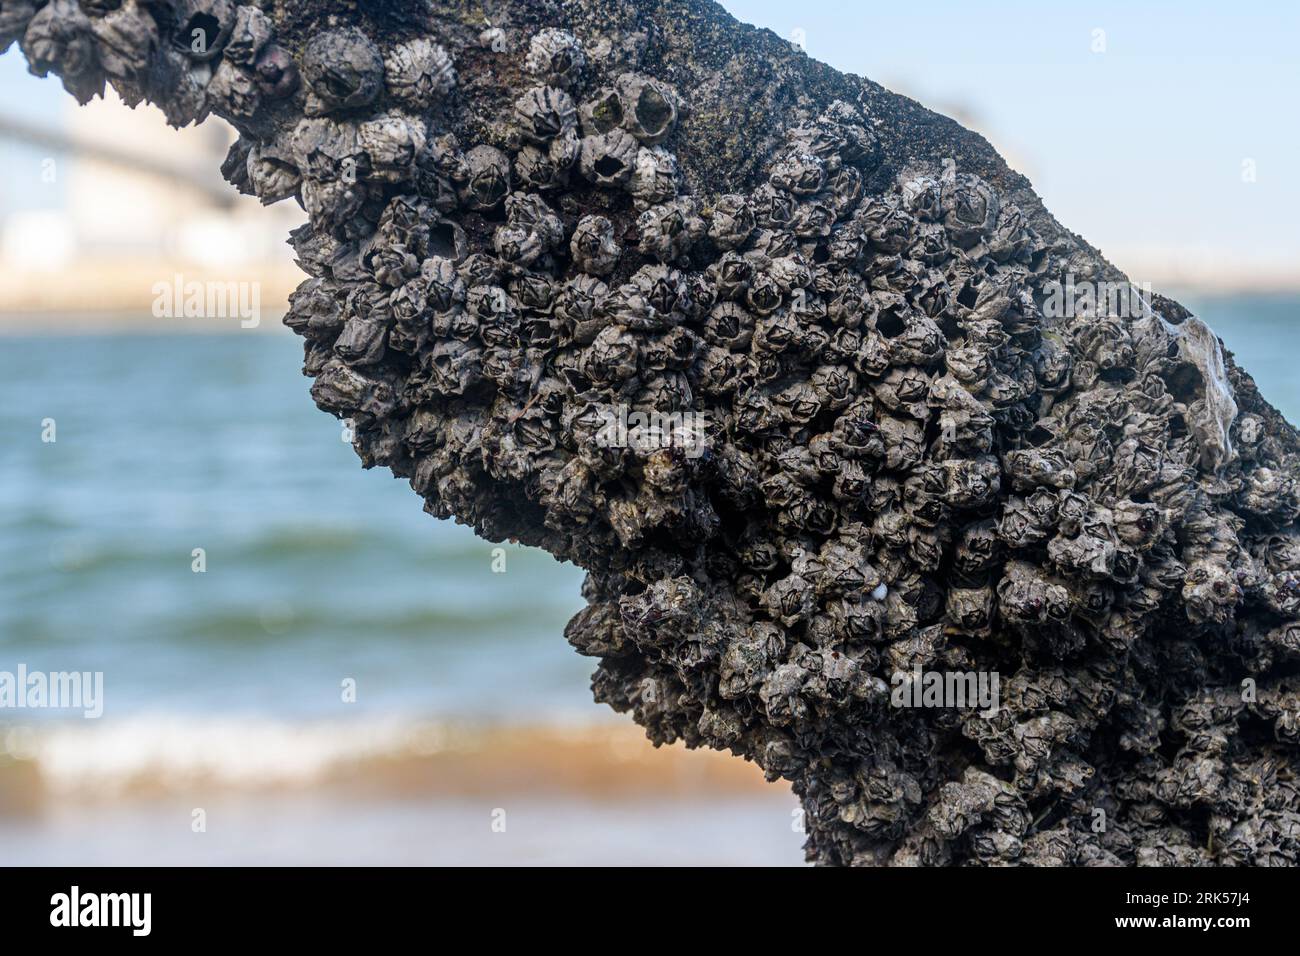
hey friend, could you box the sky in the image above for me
[719,0,1300,289]
[1,2,1297,289]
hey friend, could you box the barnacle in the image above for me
[614,72,679,145]
[1,1,39,54]
[525,28,584,89]
[514,84,577,143]
[301,27,384,116]
[458,144,511,210]
[384,37,455,110]
[25,0,1300,871]
[171,0,234,63]
[578,127,638,187]
[21,0,104,104]
[569,215,622,277]
[222,5,270,65]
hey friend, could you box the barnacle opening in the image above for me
[635,86,674,138]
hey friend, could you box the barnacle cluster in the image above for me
[13,0,1300,866]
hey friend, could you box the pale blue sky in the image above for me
[720,0,1299,287]
[2,2,1297,286]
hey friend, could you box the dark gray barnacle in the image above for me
[826,220,869,270]
[910,222,951,266]
[511,272,558,314]
[1113,499,1163,551]
[21,0,105,105]
[1003,447,1077,492]
[457,252,504,289]
[996,561,1071,625]
[941,173,1000,247]
[763,574,815,628]
[420,257,466,313]
[252,43,297,98]
[334,313,388,366]
[707,194,755,251]
[695,345,744,397]
[578,128,638,187]
[245,142,300,205]
[301,178,376,239]
[302,27,384,115]
[642,326,699,372]
[358,113,426,183]
[582,325,640,385]
[554,274,609,345]
[612,263,692,331]
[636,198,705,262]
[987,202,1035,263]
[1033,335,1073,395]
[578,86,624,134]
[946,586,995,636]
[222,4,270,67]
[857,194,915,253]
[458,144,511,210]
[940,457,1001,510]
[1,2,38,53]
[752,309,803,355]
[290,116,361,181]
[873,366,932,419]
[901,175,944,223]
[513,132,579,192]
[707,251,753,302]
[790,199,835,239]
[514,84,577,143]
[206,59,260,125]
[769,150,826,196]
[823,164,864,220]
[996,496,1052,550]
[629,145,679,209]
[745,270,784,317]
[468,286,520,347]
[810,364,857,412]
[570,215,622,277]
[493,192,563,265]
[702,301,754,352]
[428,339,483,397]
[772,382,822,426]
[310,359,396,421]
[525,28,585,89]
[169,0,234,62]
[750,183,797,231]
[87,0,157,82]
[384,36,455,110]
[488,221,546,269]
[614,71,679,145]
[284,276,345,341]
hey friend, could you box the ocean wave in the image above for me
[0,715,768,812]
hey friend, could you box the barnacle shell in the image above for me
[88,0,157,82]
[578,128,637,186]
[614,72,679,145]
[171,0,234,62]
[514,84,576,143]
[458,144,511,210]
[1,1,39,54]
[22,0,104,104]
[302,27,384,115]
[569,215,621,276]
[525,28,584,88]
[223,4,270,67]
[383,37,455,110]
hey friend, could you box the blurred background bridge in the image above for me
[0,52,303,322]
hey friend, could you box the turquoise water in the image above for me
[0,330,592,724]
